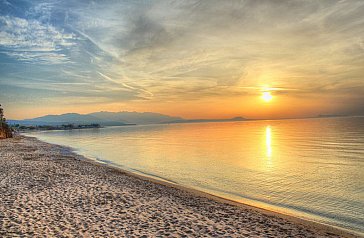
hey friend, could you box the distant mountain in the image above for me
[89,111,184,125]
[317,114,347,118]
[8,111,184,126]
[8,111,248,126]
[9,113,126,126]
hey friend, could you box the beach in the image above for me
[0,136,359,237]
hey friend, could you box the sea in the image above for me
[29,116,364,234]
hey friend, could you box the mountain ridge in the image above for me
[8,111,247,126]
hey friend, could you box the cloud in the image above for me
[0,15,75,63]
[98,72,154,99]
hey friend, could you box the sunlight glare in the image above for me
[262,92,273,102]
[266,126,272,158]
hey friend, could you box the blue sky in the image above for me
[1,0,364,119]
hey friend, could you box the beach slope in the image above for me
[0,136,358,237]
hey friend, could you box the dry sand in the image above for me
[0,136,359,237]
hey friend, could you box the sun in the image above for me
[262,92,273,102]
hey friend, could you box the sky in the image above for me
[0,0,364,120]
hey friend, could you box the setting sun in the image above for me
[262,92,273,102]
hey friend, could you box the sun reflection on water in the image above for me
[266,126,272,158]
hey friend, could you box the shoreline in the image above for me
[71,145,363,238]
[85,160,362,238]
[32,134,362,237]
[0,135,361,237]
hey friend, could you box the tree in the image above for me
[0,104,12,138]
[0,104,4,129]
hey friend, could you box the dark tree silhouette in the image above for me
[0,104,4,129]
[0,104,12,138]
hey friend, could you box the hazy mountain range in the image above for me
[8,112,247,126]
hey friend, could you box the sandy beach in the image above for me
[0,136,359,237]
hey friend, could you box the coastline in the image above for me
[88,162,362,238]
[0,135,361,237]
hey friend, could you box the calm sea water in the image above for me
[30,117,364,234]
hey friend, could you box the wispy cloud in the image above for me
[0,15,75,63]
[98,72,154,99]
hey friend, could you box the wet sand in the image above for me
[0,136,359,237]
